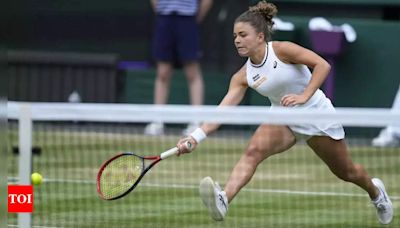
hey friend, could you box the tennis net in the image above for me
[7,102,400,227]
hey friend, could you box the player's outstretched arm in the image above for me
[177,66,248,155]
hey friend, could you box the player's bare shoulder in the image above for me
[272,40,297,48]
[272,41,296,55]
[272,41,300,64]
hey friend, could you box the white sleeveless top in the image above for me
[245,42,344,140]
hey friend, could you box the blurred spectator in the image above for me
[145,0,213,136]
[372,84,400,147]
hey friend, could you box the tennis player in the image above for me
[177,0,393,225]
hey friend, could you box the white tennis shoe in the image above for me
[144,122,164,136]
[199,176,228,221]
[371,178,393,225]
[372,128,399,147]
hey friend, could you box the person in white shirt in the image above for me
[176,1,393,225]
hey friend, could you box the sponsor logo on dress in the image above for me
[252,74,260,81]
[253,75,267,88]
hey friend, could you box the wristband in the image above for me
[190,128,207,143]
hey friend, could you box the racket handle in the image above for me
[160,147,179,160]
[160,141,192,160]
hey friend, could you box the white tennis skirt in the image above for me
[275,90,345,141]
[289,123,345,141]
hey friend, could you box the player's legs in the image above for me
[199,125,295,220]
[224,124,296,202]
[307,136,378,198]
[306,136,393,224]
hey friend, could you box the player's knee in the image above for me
[244,144,267,164]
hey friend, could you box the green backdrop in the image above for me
[5,0,400,107]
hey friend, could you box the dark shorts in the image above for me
[152,15,201,62]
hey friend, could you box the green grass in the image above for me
[7,127,400,227]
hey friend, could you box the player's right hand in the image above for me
[177,137,197,156]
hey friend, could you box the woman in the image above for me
[176,1,393,224]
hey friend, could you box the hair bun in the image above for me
[249,1,277,24]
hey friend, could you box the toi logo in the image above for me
[8,185,34,213]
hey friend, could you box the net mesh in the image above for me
[7,102,400,227]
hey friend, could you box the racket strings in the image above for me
[99,155,143,199]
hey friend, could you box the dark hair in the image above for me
[234,1,277,41]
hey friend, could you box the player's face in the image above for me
[233,22,264,57]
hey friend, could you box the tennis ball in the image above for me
[31,172,43,185]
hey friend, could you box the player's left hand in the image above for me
[280,94,308,107]
[176,137,197,156]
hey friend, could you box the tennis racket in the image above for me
[96,141,191,200]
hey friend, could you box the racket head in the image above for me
[97,152,146,200]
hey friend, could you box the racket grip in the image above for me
[160,147,179,160]
[160,141,192,160]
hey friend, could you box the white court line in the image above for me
[142,183,400,199]
[8,225,63,228]
[8,177,400,200]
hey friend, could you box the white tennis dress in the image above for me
[246,42,345,140]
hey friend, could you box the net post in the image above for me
[18,104,32,228]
